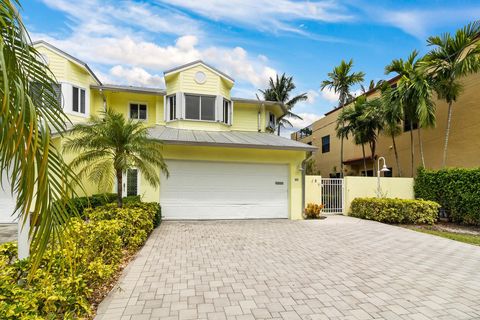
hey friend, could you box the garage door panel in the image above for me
[160,160,289,219]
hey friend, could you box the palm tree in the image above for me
[421,21,480,167]
[260,73,307,136]
[361,79,386,94]
[321,59,365,177]
[64,109,169,207]
[385,50,436,174]
[358,98,384,176]
[0,0,77,269]
[337,96,369,175]
[380,86,403,176]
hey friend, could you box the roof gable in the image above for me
[164,60,234,83]
[32,40,102,85]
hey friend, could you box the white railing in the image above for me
[321,178,344,214]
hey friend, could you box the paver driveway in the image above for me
[96,216,480,320]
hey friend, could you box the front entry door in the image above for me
[123,168,139,197]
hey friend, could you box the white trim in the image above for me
[70,84,89,116]
[164,61,234,84]
[128,101,148,121]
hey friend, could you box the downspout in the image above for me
[301,158,307,214]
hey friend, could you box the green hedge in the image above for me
[350,197,440,224]
[65,193,141,218]
[0,201,160,319]
[415,168,480,225]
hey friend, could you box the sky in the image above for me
[23,0,480,136]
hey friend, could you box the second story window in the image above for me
[322,135,330,153]
[72,86,86,114]
[130,103,147,120]
[223,99,231,124]
[167,95,176,120]
[185,94,216,121]
[269,113,276,129]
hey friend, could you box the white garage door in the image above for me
[0,175,16,223]
[160,160,289,219]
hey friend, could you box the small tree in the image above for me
[65,109,169,207]
[321,59,365,176]
[260,73,307,136]
[421,21,480,167]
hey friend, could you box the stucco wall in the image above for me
[344,176,414,214]
[305,175,321,205]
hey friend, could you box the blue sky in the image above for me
[23,0,480,135]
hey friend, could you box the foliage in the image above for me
[260,73,307,135]
[407,227,480,246]
[415,168,480,225]
[304,158,321,175]
[321,59,365,107]
[64,109,169,207]
[350,197,440,224]
[0,0,78,274]
[0,200,160,319]
[65,193,141,218]
[303,203,324,219]
[421,21,480,167]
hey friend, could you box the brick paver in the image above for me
[96,216,480,319]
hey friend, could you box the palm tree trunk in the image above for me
[391,134,402,177]
[370,141,376,177]
[409,120,414,177]
[361,143,367,176]
[442,102,453,168]
[418,127,425,168]
[116,169,123,208]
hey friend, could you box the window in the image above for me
[130,103,147,120]
[268,113,276,129]
[403,113,418,132]
[126,169,138,196]
[185,94,216,121]
[167,95,176,121]
[72,86,86,114]
[321,135,330,153]
[223,99,231,124]
[30,82,62,108]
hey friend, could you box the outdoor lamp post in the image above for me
[377,156,390,198]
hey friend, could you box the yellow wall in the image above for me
[305,175,321,205]
[344,177,414,214]
[296,71,480,177]
[138,145,306,220]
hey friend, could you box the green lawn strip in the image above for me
[407,227,480,246]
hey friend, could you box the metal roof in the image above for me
[163,60,235,83]
[32,40,102,85]
[148,126,316,151]
[91,84,166,95]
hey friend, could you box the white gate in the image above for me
[321,178,344,214]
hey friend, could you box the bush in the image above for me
[350,197,440,224]
[303,203,324,219]
[415,168,480,225]
[65,193,142,218]
[0,201,160,319]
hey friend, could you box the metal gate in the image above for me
[321,178,344,214]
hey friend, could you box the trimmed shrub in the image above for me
[0,201,159,319]
[415,168,480,225]
[303,203,324,219]
[65,193,117,217]
[350,197,440,224]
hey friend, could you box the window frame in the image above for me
[129,102,148,121]
[268,112,276,129]
[222,98,232,125]
[321,135,330,154]
[184,93,217,122]
[166,94,177,121]
[72,85,86,115]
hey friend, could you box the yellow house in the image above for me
[0,41,316,223]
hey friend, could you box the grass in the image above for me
[406,227,480,246]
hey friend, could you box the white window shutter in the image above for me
[265,110,270,128]
[164,95,167,121]
[61,83,72,113]
[229,101,233,125]
[176,92,183,119]
[215,96,223,121]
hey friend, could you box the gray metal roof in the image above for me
[163,60,235,82]
[148,126,316,151]
[91,84,166,95]
[32,40,102,85]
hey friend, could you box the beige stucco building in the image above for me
[292,72,480,177]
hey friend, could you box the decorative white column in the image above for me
[17,214,30,259]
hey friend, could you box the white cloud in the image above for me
[33,0,279,91]
[280,112,323,137]
[109,66,165,87]
[306,89,319,104]
[156,0,353,34]
[320,87,339,103]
